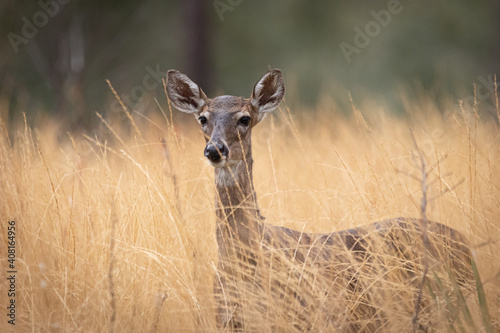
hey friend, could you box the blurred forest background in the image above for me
[0,0,499,130]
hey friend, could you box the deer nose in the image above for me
[204,143,227,163]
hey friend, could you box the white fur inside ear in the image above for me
[251,73,271,109]
[252,79,266,106]
[258,85,284,113]
[186,80,205,105]
[251,70,284,113]
[195,96,206,109]
[170,88,205,112]
[167,71,206,113]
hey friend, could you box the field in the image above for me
[1,92,499,332]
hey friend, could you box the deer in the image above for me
[166,69,474,332]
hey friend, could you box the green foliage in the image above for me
[472,260,495,333]
[426,260,495,332]
[1,1,499,128]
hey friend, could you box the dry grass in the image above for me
[0,93,499,332]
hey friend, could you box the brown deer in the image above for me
[166,69,474,332]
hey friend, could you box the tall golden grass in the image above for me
[0,92,499,332]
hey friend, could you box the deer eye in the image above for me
[238,116,251,127]
[198,116,208,125]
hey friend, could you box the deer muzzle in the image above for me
[204,142,228,164]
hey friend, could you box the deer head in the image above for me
[166,69,285,168]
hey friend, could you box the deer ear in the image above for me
[251,69,285,114]
[166,70,207,114]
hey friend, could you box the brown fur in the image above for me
[166,69,474,332]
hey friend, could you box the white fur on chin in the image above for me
[214,161,243,187]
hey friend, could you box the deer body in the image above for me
[167,69,473,332]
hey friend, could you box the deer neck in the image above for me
[214,150,263,255]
